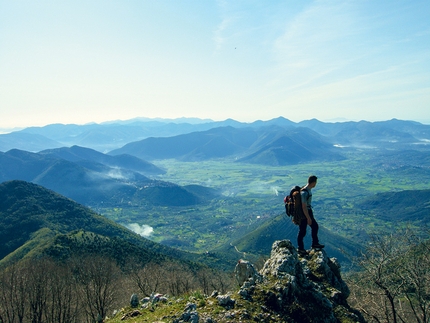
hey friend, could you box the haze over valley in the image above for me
[1,116,430,323]
[1,2,429,320]
[1,116,429,269]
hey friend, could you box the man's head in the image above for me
[308,175,318,188]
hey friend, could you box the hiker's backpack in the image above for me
[283,186,307,225]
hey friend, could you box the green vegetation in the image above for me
[0,180,233,271]
[98,149,430,258]
[1,128,429,322]
[1,144,429,270]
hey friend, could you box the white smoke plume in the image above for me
[125,223,154,237]
[271,186,279,196]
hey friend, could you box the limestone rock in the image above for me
[216,294,235,309]
[130,293,139,308]
[112,239,365,323]
[260,240,303,278]
[234,259,262,286]
[243,240,366,323]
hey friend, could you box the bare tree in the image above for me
[209,268,234,294]
[128,261,166,297]
[72,255,121,323]
[43,261,80,323]
[127,260,234,299]
[397,239,430,323]
[164,262,195,296]
[347,228,430,323]
[0,264,27,323]
[26,260,54,323]
[196,267,234,295]
[196,268,211,295]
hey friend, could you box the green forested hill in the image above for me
[223,214,362,266]
[0,180,228,269]
[359,189,430,222]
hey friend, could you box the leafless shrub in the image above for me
[70,255,122,323]
[347,228,430,323]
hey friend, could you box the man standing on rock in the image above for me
[297,175,324,256]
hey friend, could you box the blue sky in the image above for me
[1,0,429,128]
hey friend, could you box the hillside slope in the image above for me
[109,126,259,161]
[0,131,63,152]
[358,188,430,223]
[39,145,165,175]
[0,150,214,207]
[238,127,344,165]
[110,126,344,165]
[221,214,361,267]
[0,180,224,269]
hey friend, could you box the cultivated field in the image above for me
[100,149,430,253]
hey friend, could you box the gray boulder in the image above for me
[238,240,365,323]
[234,259,262,286]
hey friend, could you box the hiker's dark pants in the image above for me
[297,208,319,250]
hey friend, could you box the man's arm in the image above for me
[302,202,312,225]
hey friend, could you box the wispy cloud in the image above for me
[107,168,128,180]
[1,1,428,126]
[213,17,233,51]
[274,1,363,84]
[212,0,268,53]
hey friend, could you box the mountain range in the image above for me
[1,117,429,153]
[0,147,216,206]
[109,125,344,165]
[2,117,427,209]
[0,144,364,268]
[40,145,165,175]
[1,117,429,272]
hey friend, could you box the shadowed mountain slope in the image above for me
[39,145,165,175]
[0,131,63,152]
[0,149,214,207]
[109,126,260,161]
[358,189,430,223]
[109,126,344,165]
[238,127,344,165]
[0,181,164,262]
[0,180,225,269]
[220,214,361,267]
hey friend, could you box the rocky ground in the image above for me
[108,240,365,323]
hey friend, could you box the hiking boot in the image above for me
[312,243,325,249]
[297,249,308,256]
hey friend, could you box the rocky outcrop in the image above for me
[236,240,365,323]
[111,239,365,323]
[234,259,262,286]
